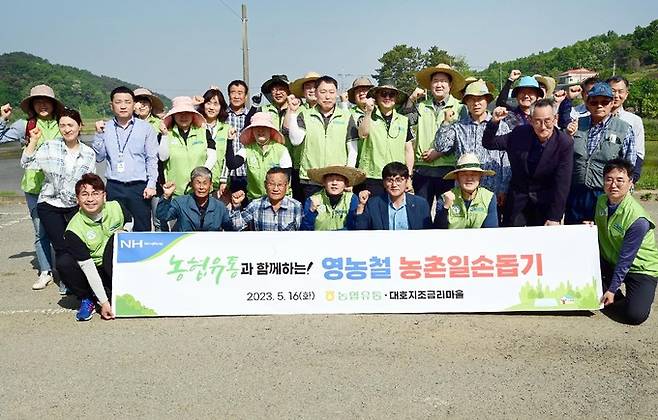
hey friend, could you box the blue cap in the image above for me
[587,82,613,98]
[512,76,544,98]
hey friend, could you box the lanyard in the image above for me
[114,120,135,155]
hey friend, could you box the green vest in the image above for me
[572,116,630,190]
[349,106,366,162]
[446,187,494,229]
[262,103,301,168]
[146,115,161,134]
[21,118,60,194]
[164,125,208,196]
[299,105,351,180]
[208,122,229,189]
[311,190,353,231]
[245,141,288,199]
[358,109,409,179]
[595,194,658,276]
[415,95,463,168]
[66,201,124,266]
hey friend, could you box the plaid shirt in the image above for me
[21,138,96,207]
[434,113,512,195]
[227,107,252,177]
[587,115,636,162]
[230,196,302,231]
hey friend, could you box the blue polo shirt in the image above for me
[388,195,409,230]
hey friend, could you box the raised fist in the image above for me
[509,70,522,81]
[410,87,426,103]
[0,103,12,120]
[162,181,176,199]
[442,190,455,209]
[95,120,106,134]
[28,127,42,143]
[492,106,509,123]
[286,94,301,112]
[364,98,375,114]
[358,190,371,205]
[231,190,246,208]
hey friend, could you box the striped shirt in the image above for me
[587,116,636,162]
[227,107,253,177]
[21,138,96,208]
[230,196,302,231]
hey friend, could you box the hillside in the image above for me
[0,52,171,119]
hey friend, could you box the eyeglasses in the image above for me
[532,118,554,127]
[604,178,628,186]
[266,182,286,189]
[79,191,103,198]
[379,90,397,99]
[383,176,407,185]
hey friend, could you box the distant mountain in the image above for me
[0,52,171,119]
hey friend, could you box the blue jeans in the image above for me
[25,192,52,272]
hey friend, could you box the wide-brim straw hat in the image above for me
[239,111,284,146]
[443,153,496,180]
[415,63,466,95]
[260,74,290,95]
[347,77,374,104]
[162,96,206,129]
[511,76,545,99]
[458,79,494,103]
[533,74,556,97]
[366,84,409,105]
[307,165,366,187]
[455,77,496,100]
[133,87,165,115]
[290,72,321,98]
[20,84,65,115]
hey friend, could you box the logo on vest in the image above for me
[86,230,97,241]
[451,205,461,214]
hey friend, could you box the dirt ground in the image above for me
[1,199,657,419]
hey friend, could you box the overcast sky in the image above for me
[3,0,657,98]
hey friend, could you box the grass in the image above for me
[637,128,658,190]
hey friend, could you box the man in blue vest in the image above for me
[565,82,636,224]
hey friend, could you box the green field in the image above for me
[637,118,658,190]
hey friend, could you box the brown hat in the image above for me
[290,72,321,98]
[415,64,466,96]
[459,80,494,104]
[307,165,366,187]
[455,77,496,100]
[347,77,375,104]
[533,75,556,97]
[367,84,409,105]
[133,88,165,115]
[20,84,65,115]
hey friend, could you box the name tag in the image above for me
[116,162,126,173]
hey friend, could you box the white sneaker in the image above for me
[32,272,53,290]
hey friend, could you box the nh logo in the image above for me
[120,239,144,249]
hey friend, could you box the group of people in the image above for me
[0,63,655,325]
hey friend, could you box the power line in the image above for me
[218,0,241,19]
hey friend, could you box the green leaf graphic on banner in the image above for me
[116,294,157,316]
[507,277,600,311]
[144,234,191,262]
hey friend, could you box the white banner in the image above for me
[112,225,603,317]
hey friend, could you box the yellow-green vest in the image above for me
[66,201,124,266]
[164,125,208,196]
[358,108,409,179]
[262,103,301,168]
[311,190,353,231]
[446,186,494,229]
[208,122,229,189]
[595,194,658,276]
[299,105,351,180]
[245,141,288,200]
[415,95,464,168]
[21,118,60,194]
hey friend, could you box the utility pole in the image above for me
[612,58,616,76]
[241,3,250,107]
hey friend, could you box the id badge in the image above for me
[116,161,126,173]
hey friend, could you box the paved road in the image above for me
[1,200,657,419]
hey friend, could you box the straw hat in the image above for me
[20,84,65,115]
[455,77,496,100]
[459,79,494,103]
[533,74,556,97]
[133,88,165,115]
[367,84,409,105]
[290,72,321,97]
[347,77,375,104]
[239,112,284,146]
[260,74,290,95]
[307,165,366,187]
[443,154,496,180]
[415,63,466,95]
[511,76,544,99]
[162,96,207,129]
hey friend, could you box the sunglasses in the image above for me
[379,90,397,98]
[589,99,612,107]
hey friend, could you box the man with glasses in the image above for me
[483,99,574,226]
[229,167,302,231]
[596,158,658,325]
[607,75,645,182]
[357,84,414,196]
[565,82,635,224]
[355,161,431,230]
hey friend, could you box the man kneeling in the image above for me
[58,173,131,321]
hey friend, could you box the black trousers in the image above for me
[601,259,657,325]
[229,175,248,194]
[57,235,114,301]
[354,178,386,197]
[106,180,151,232]
[300,183,323,204]
[412,173,454,208]
[290,168,304,203]
[36,202,78,258]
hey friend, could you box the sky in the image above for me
[3,0,657,99]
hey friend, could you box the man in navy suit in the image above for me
[482,98,574,226]
[355,162,432,230]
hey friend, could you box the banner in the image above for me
[112,225,603,317]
